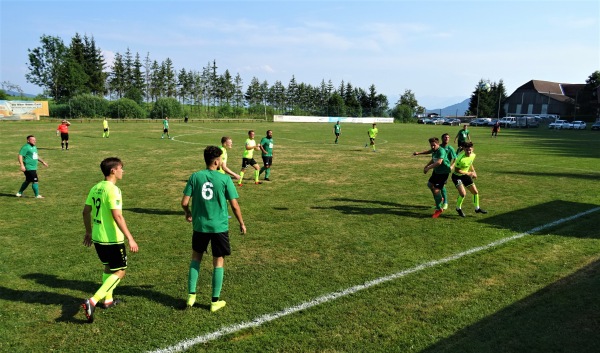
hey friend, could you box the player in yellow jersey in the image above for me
[81,157,139,323]
[218,136,240,180]
[451,142,487,217]
[237,130,261,186]
[366,123,378,152]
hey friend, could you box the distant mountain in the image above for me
[426,98,470,117]
[4,90,38,98]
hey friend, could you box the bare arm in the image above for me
[424,158,443,174]
[18,154,25,172]
[413,149,433,156]
[229,199,246,234]
[181,195,192,223]
[221,161,240,180]
[111,209,138,252]
[82,205,93,247]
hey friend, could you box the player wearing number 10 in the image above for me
[81,157,139,323]
[182,146,246,312]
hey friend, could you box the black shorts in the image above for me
[104,128,109,132]
[428,172,449,189]
[192,231,231,257]
[369,138,376,144]
[457,141,467,148]
[94,243,128,271]
[262,156,273,167]
[452,173,474,188]
[163,128,169,133]
[60,133,69,141]
[241,158,258,169]
[24,170,39,183]
[335,133,340,137]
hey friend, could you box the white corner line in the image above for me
[149,206,600,353]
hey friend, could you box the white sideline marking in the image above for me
[149,207,600,353]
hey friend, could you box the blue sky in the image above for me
[1,0,598,109]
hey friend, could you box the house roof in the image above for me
[515,80,586,100]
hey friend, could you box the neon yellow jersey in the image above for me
[368,127,378,138]
[218,146,228,174]
[454,152,476,175]
[85,181,125,244]
[103,120,109,129]
[243,138,256,158]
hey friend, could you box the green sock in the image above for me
[32,183,39,197]
[259,166,265,175]
[254,170,259,182]
[473,194,480,209]
[265,168,271,178]
[457,195,465,209]
[212,267,224,299]
[18,181,29,193]
[372,144,376,150]
[188,260,200,294]
[441,187,447,204]
[92,274,121,303]
[238,171,244,184]
[433,192,443,209]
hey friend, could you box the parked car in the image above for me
[591,121,600,131]
[425,119,436,125]
[571,121,587,130]
[470,118,491,126]
[431,118,445,125]
[516,116,539,128]
[443,118,461,126]
[498,117,517,128]
[549,120,572,129]
[487,119,499,127]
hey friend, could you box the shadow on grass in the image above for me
[311,197,431,218]
[498,170,600,181]
[125,207,181,216]
[477,200,600,237]
[421,259,600,353]
[0,193,20,198]
[10,273,182,322]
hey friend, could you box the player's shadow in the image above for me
[125,207,181,216]
[311,198,431,218]
[477,200,600,238]
[0,285,87,323]
[0,192,21,198]
[498,170,600,181]
[420,258,600,353]
[17,273,182,320]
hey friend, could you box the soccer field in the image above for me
[1,120,599,353]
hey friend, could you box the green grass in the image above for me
[1,120,599,353]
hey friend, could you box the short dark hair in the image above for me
[100,157,123,177]
[204,146,223,166]
[441,133,450,139]
[221,136,231,144]
[428,137,439,143]
[248,130,254,135]
[463,142,474,148]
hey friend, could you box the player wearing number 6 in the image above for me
[81,157,139,323]
[181,146,246,312]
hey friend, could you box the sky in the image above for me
[1,0,599,109]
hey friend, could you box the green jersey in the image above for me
[19,143,40,171]
[85,181,125,244]
[218,146,228,174]
[457,129,469,143]
[454,152,476,175]
[183,169,239,233]
[163,119,169,129]
[334,124,341,134]
[243,138,256,159]
[368,127,378,138]
[442,144,457,165]
[431,147,451,174]
[260,137,273,157]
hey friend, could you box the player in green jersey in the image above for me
[453,124,471,153]
[81,157,139,323]
[451,142,487,217]
[161,117,171,139]
[182,146,246,312]
[333,121,341,144]
[103,118,110,138]
[237,130,262,186]
[219,136,241,180]
[259,130,274,181]
[16,135,49,198]
[365,123,379,151]
[413,133,457,210]
[423,137,451,218]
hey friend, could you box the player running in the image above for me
[259,130,274,181]
[423,137,451,218]
[237,130,261,186]
[366,123,378,152]
[451,142,487,217]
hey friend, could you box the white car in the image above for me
[571,121,587,130]
[549,120,572,129]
